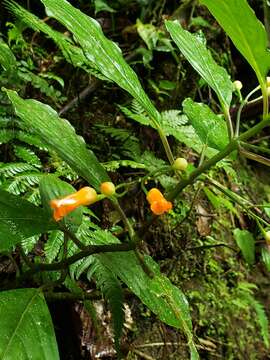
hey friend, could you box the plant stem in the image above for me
[44,290,101,301]
[235,85,261,137]
[240,148,270,167]
[112,199,154,277]
[20,243,136,274]
[261,83,269,120]
[241,142,270,156]
[223,104,234,139]
[113,199,135,240]
[157,126,175,165]
[168,117,270,200]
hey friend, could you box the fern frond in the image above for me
[87,258,124,356]
[118,104,151,127]
[54,160,79,181]
[0,116,17,128]
[140,150,167,172]
[45,230,64,263]
[237,283,270,348]
[27,188,41,205]
[3,173,42,195]
[14,145,42,167]
[21,234,40,254]
[245,293,270,348]
[252,298,269,348]
[96,124,141,159]
[0,162,38,177]
[160,110,188,134]
[18,69,65,103]
[0,129,15,144]
[68,225,124,355]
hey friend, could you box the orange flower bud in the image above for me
[100,181,116,196]
[146,188,163,204]
[146,188,172,215]
[150,199,172,215]
[50,187,97,221]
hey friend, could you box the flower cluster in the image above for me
[146,188,172,215]
[50,162,181,222]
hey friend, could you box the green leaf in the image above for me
[0,288,59,359]
[200,0,270,85]
[0,188,56,252]
[183,98,229,150]
[233,228,255,265]
[0,41,17,72]
[165,20,232,108]
[39,175,83,232]
[261,247,270,271]
[136,19,158,51]
[40,0,160,125]
[94,0,115,14]
[79,229,198,359]
[4,89,109,189]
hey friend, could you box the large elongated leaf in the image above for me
[0,288,59,360]
[201,0,270,84]
[0,188,56,252]
[4,89,109,189]
[40,0,160,125]
[183,98,229,150]
[165,20,232,108]
[79,229,198,359]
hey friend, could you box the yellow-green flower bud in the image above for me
[173,157,188,171]
[233,80,243,91]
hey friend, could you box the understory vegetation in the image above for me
[0,0,270,359]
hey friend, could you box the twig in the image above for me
[44,290,101,302]
[13,242,136,287]
[58,79,100,116]
[186,243,237,252]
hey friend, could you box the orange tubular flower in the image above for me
[50,187,97,221]
[146,188,172,215]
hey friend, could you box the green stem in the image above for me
[235,85,261,137]
[261,82,269,120]
[113,199,135,240]
[240,148,270,167]
[157,126,175,165]
[113,199,154,277]
[168,117,270,200]
[223,104,234,139]
[241,142,270,156]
